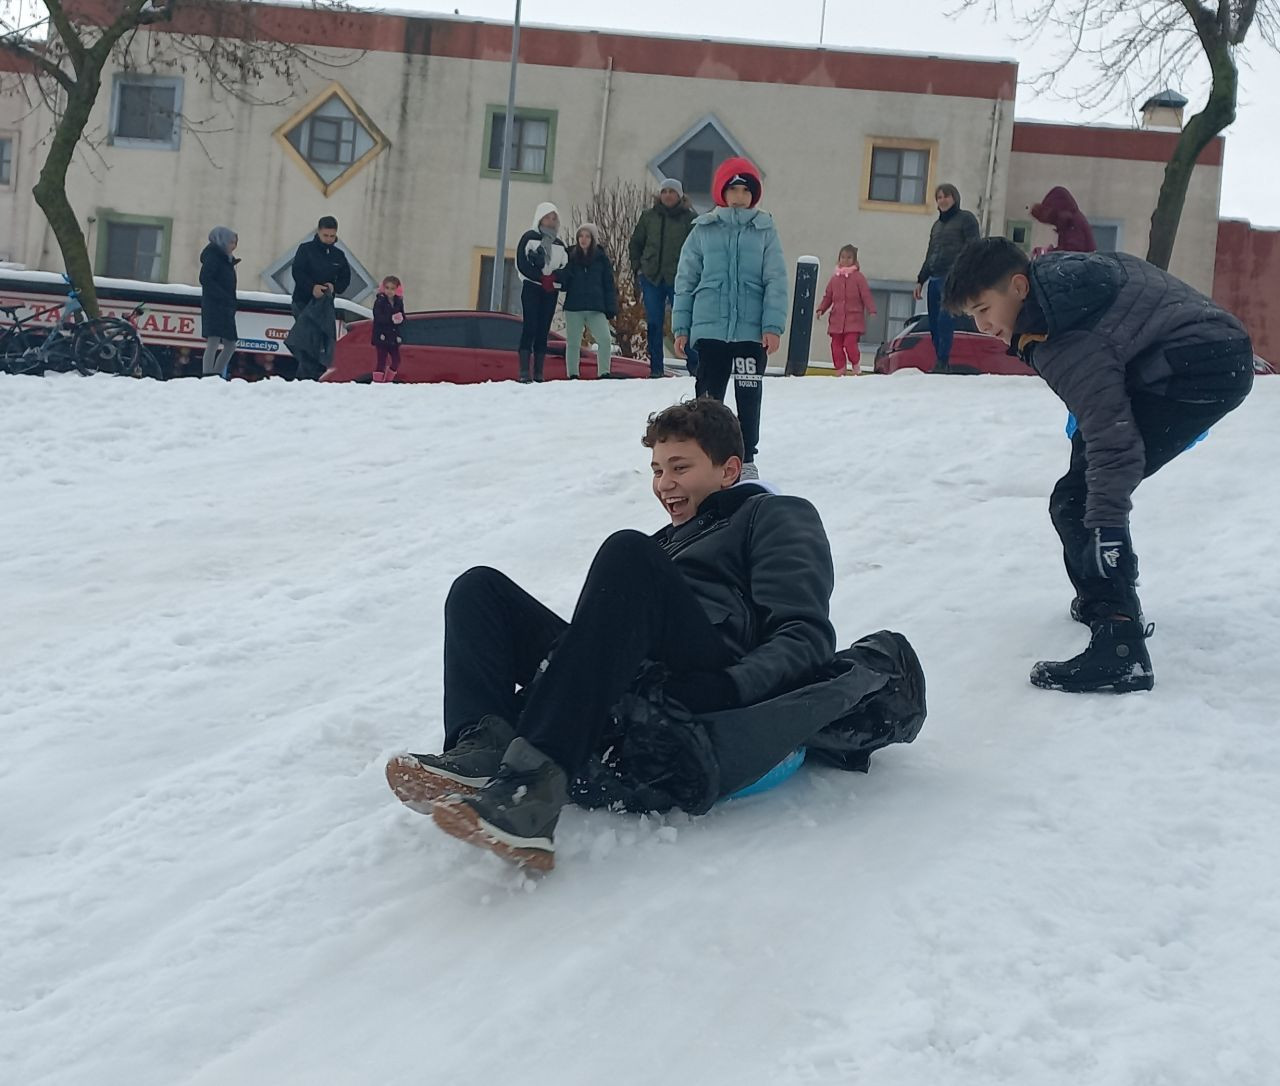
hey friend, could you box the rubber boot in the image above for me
[533,353,546,383]
[518,350,532,384]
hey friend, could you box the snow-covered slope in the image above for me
[2,373,1277,1086]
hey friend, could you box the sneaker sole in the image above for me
[385,755,484,812]
[430,798,555,873]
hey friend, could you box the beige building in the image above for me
[0,5,1223,350]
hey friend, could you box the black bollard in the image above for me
[785,256,819,376]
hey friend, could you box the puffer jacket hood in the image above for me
[713,157,763,208]
[531,201,560,231]
[1030,186,1097,252]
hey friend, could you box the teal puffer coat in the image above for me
[672,207,788,345]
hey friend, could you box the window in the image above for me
[1092,220,1124,252]
[264,235,377,303]
[863,285,920,347]
[1007,219,1033,253]
[475,315,526,352]
[400,315,471,348]
[482,107,557,182]
[95,212,172,281]
[0,135,13,187]
[276,84,389,196]
[649,116,751,212]
[861,139,937,212]
[476,254,522,316]
[110,76,182,149]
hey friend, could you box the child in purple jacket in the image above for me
[371,275,405,383]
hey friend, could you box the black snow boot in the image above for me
[518,350,532,383]
[532,352,546,383]
[385,715,516,811]
[1030,620,1155,694]
[431,737,567,872]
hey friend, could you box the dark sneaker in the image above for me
[385,715,516,811]
[1030,621,1155,694]
[431,737,567,872]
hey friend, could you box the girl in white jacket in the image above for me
[514,202,568,383]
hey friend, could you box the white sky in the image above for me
[387,0,1277,228]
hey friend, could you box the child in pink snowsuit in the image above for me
[816,245,876,375]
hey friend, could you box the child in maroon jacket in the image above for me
[1030,187,1097,254]
[371,275,405,383]
[816,245,876,375]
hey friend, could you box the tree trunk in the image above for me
[31,81,102,316]
[1145,41,1237,271]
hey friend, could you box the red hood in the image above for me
[1030,186,1082,227]
[712,156,763,208]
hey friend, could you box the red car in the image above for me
[874,312,1034,376]
[322,310,653,383]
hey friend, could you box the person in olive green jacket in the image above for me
[629,178,698,376]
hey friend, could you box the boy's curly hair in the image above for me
[642,397,745,465]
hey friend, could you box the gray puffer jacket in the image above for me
[652,483,836,707]
[1013,251,1253,526]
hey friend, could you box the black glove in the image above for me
[1081,525,1134,583]
[663,670,739,714]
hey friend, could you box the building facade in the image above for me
[0,3,1228,353]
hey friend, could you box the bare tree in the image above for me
[963,0,1277,268]
[567,178,655,360]
[0,0,355,315]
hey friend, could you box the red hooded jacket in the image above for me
[1030,187,1097,253]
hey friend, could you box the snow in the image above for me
[2,372,1278,1085]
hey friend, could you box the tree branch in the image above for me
[0,37,75,92]
[43,0,87,75]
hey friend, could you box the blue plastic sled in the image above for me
[722,747,806,802]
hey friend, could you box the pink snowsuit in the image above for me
[817,265,877,374]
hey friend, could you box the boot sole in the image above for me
[431,798,555,873]
[1029,668,1155,694]
[385,755,483,812]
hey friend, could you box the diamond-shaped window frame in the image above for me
[273,82,390,197]
[647,115,758,213]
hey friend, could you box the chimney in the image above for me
[1140,89,1189,131]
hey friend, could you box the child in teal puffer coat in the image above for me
[673,157,786,476]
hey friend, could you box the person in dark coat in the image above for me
[945,237,1254,694]
[514,201,568,383]
[629,179,698,376]
[1030,186,1097,253]
[199,226,239,378]
[291,216,352,316]
[283,291,337,381]
[386,399,842,871]
[915,183,981,372]
[370,275,406,383]
[561,223,617,378]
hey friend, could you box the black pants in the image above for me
[518,281,558,358]
[1050,388,1249,620]
[694,340,765,463]
[442,531,734,775]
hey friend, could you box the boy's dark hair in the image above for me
[317,216,338,230]
[942,236,1031,314]
[642,397,745,464]
[935,182,961,204]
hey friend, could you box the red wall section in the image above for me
[1215,219,1280,364]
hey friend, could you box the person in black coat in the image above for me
[291,215,352,315]
[199,226,239,378]
[370,274,406,383]
[385,399,840,870]
[514,201,568,383]
[914,183,981,372]
[561,222,617,378]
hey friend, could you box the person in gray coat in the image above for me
[945,238,1253,694]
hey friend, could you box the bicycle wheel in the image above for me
[0,330,41,374]
[122,347,165,380]
[73,319,141,375]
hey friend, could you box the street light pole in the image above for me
[489,0,523,312]
[819,0,828,44]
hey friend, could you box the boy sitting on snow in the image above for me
[387,399,924,871]
[944,237,1254,694]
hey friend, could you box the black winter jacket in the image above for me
[515,229,568,288]
[1013,251,1253,526]
[199,243,239,341]
[561,247,618,316]
[291,236,352,310]
[652,483,836,707]
[918,207,981,283]
[284,292,336,380]
[372,293,405,346]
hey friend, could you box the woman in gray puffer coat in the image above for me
[914,184,980,373]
